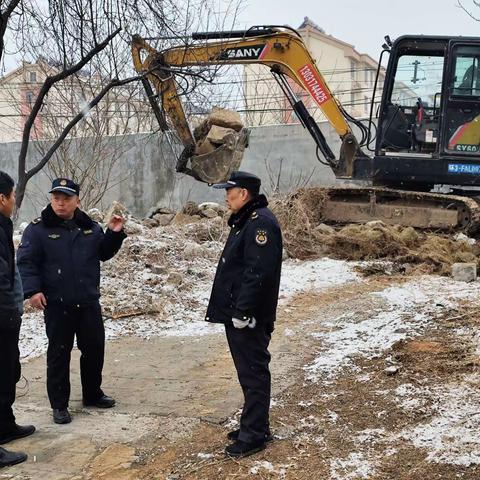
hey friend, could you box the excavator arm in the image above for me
[131,26,367,182]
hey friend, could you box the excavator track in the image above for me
[322,187,480,235]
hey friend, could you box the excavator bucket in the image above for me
[186,128,250,184]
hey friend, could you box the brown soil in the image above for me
[77,275,480,480]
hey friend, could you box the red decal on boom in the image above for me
[297,64,331,106]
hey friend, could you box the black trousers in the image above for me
[44,303,105,409]
[225,321,272,443]
[0,323,21,432]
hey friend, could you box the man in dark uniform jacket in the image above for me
[0,171,35,468]
[206,171,283,458]
[17,178,126,425]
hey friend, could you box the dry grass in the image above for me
[271,187,480,274]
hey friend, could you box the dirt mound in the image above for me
[271,187,480,274]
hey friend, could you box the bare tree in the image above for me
[457,0,480,20]
[0,0,242,214]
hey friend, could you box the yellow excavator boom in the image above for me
[131,27,366,182]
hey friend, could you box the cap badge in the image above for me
[60,179,67,186]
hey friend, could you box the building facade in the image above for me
[0,58,154,143]
[243,17,386,126]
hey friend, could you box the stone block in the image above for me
[451,262,477,282]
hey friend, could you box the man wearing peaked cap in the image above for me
[212,171,262,192]
[17,178,127,425]
[206,170,283,458]
[49,178,80,196]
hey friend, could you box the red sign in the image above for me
[297,64,330,107]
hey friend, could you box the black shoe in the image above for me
[0,424,36,444]
[0,447,27,467]
[225,439,266,458]
[227,429,273,442]
[53,409,71,424]
[83,395,115,409]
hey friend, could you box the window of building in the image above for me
[364,96,370,114]
[26,91,34,105]
[29,71,36,83]
[351,60,356,80]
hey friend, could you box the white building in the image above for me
[243,17,386,126]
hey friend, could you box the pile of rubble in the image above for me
[271,188,480,275]
[88,201,228,320]
[91,189,480,323]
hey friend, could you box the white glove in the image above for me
[232,317,257,329]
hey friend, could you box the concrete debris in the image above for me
[171,213,202,225]
[87,208,104,223]
[200,208,218,219]
[206,125,237,144]
[385,365,400,376]
[153,213,175,226]
[182,201,200,216]
[314,223,335,235]
[207,107,243,132]
[146,203,175,219]
[142,218,158,228]
[193,107,244,157]
[451,263,477,283]
[105,201,128,223]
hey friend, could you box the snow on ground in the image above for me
[305,276,480,382]
[394,375,480,466]
[19,257,359,361]
[330,452,375,480]
[279,258,360,298]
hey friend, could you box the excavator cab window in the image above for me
[380,44,445,155]
[446,44,480,155]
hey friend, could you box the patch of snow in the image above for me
[326,410,338,423]
[19,312,48,362]
[280,258,360,298]
[330,452,375,480]
[305,276,480,381]
[250,461,275,474]
[196,452,214,460]
[394,384,429,410]
[354,428,386,444]
[396,376,480,466]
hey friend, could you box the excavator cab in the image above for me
[374,36,480,190]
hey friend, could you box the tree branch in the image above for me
[26,74,142,179]
[17,26,121,180]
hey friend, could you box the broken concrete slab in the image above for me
[452,262,477,282]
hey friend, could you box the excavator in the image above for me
[131,26,480,233]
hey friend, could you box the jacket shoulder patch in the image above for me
[31,217,42,225]
[255,229,268,246]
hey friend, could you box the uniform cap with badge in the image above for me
[212,171,261,194]
[49,178,80,197]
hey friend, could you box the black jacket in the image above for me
[17,205,126,306]
[0,212,20,327]
[205,195,282,329]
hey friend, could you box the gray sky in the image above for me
[236,0,480,60]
